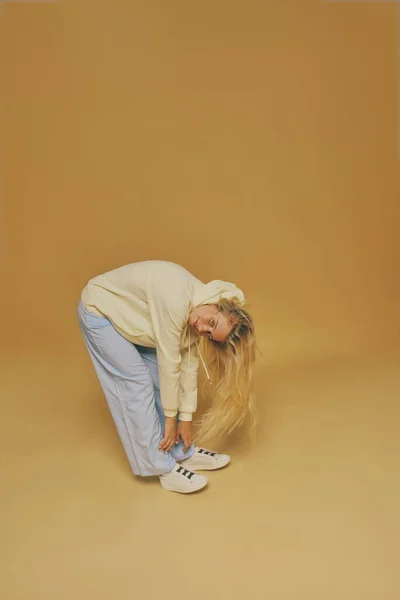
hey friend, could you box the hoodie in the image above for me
[80,260,246,421]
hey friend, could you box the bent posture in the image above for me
[77,260,256,494]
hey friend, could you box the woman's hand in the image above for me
[176,421,193,452]
[159,417,177,454]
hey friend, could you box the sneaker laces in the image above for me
[176,465,196,480]
[197,448,216,457]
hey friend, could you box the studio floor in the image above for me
[1,345,399,600]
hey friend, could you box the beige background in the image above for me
[1,1,399,599]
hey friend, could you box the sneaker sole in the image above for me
[160,481,208,494]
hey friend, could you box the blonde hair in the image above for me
[193,298,260,444]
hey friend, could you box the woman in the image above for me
[77,260,257,494]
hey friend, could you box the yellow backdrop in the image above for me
[1,2,399,599]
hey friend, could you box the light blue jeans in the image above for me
[77,300,195,476]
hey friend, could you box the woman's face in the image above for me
[188,304,233,343]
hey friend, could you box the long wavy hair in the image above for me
[193,298,260,444]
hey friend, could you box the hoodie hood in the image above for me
[183,279,246,389]
[192,279,246,310]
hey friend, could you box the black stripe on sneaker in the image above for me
[199,448,216,457]
[177,465,195,480]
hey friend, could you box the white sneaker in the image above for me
[179,447,231,471]
[159,463,208,494]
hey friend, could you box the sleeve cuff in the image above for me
[178,412,193,422]
[163,409,178,418]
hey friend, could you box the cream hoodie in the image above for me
[80,260,246,421]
